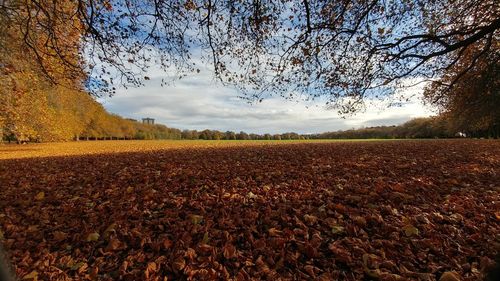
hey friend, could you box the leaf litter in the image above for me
[0,140,499,280]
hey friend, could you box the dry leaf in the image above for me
[268,227,282,237]
[173,257,186,271]
[86,232,100,242]
[2,140,498,280]
[190,214,203,225]
[53,231,67,241]
[35,192,45,201]
[303,214,318,225]
[403,225,419,237]
[439,271,461,281]
[106,238,122,251]
[22,271,38,281]
[223,243,237,259]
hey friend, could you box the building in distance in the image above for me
[142,118,155,125]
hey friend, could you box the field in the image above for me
[0,140,499,280]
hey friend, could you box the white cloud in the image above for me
[98,68,434,134]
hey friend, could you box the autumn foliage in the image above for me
[0,140,499,280]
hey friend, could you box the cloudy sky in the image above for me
[98,69,434,134]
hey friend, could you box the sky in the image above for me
[98,69,434,135]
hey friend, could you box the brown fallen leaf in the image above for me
[119,261,129,273]
[144,262,157,279]
[52,231,67,241]
[353,216,367,227]
[304,265,316,278]
[173,257,186,271]
[201,231,210,244]
[331,225,345,234]
[223,243,238,259]
[403,225,419,237]
[255,256,271,274]
[304,214,318,225]
[246,191,258,199]
[268,227,282,237]
[185,247,197,260]
[90,266,99,279]
[439,271,461,281]
[162,238,173,249]
[86,232,100,242]
[190,214,203,225]
[106,238,122,251]
[329,243,352,264]
[22,271,38,281]
[35,192,45,201]
[103,223,117,237]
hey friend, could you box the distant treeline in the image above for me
[180,130,309,140]
[311,117,455,139]
[178,116,499,141]
[311,117,499,139]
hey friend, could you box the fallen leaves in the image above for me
[70,262,87,272]
[144,262,157,279]
[222,243,238,259]
[403,224,419,237]
[439,271,461,281]
[22,271,38,280]
[190,214,203,225]
[328,241,352,264]
[331,225,345,234]
[268,227,282,237]
[173,257,186,272]
[86,232,100,242]
[106,237,123,251]
[0,140,499,280]
[34,192,44,201]
[303,214,318,225]
[52,231,67,241]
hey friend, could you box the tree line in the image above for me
[315,116,499,139]
[0,30,181,143]
[0,1,184,143]
[180,130,308,141]
[312,117,455,140]
[1,0,498,142]
[173,115,499,141]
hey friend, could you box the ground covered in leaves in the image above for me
[0,140,499,280]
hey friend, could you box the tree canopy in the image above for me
[2,0,498,113]
[424,46,499,137]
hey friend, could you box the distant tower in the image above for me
[142,118,155,125]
